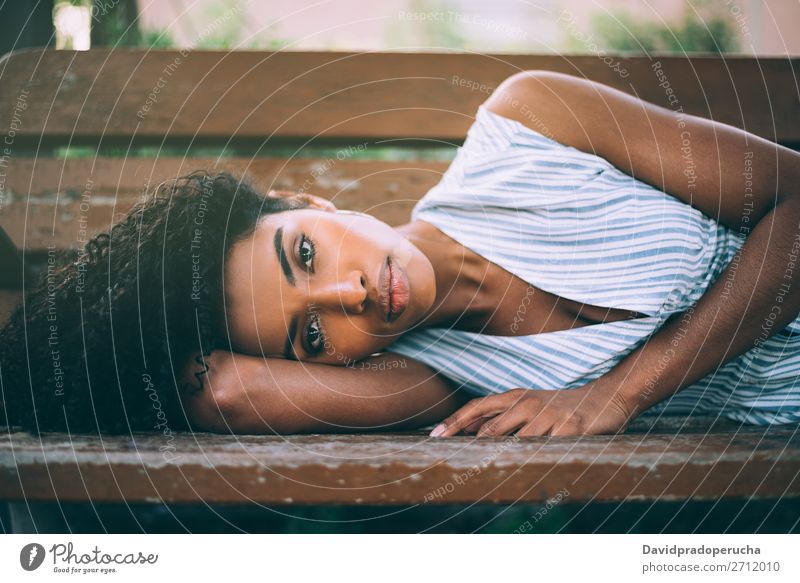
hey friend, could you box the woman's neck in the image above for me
[395,219,492,329]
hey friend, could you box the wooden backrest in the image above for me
[2,49,799,146]
[1,49,798,257]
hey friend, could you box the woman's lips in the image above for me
[387,256,409,321]
[379,255,410,323]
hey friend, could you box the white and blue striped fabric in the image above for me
[387,104,800,425]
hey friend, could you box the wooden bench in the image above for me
[1,49,799,514]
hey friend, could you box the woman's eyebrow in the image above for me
[273,226,296,286]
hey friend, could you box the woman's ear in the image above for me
[267,190,337,212]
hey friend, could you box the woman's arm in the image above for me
[180,350,471,434]
[431,71,800,437]
[484,70,800,229]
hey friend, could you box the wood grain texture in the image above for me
[1,157,445,251]
[1,49,797,145]
[0,421,797,504]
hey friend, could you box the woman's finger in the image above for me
[475,405,532,437]
[547,417,584,437]
[462,416,495,434]
[517,416,557,437]
[430,394,512,437]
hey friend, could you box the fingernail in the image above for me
[429,424,446,437]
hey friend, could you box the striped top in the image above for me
[387,104,800,425]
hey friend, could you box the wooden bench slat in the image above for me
[1,423,798,504]
[1,157,446,251]
[1,49,798,145]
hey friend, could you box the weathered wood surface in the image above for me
[1,49,798,145]
[1,157,444,251]
[1,419,798,504]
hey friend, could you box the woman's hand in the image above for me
[429,384,635,437]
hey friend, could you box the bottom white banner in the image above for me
[1,534,796,582]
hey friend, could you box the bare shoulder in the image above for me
[482,70,626,151]
[483,70,581,114]
[481,70,800,227]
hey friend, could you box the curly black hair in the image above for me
[0,171,307,435]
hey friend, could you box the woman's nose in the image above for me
[311,270,368,314]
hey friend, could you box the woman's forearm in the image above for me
[181,349,470,434]
[603,196,800,418]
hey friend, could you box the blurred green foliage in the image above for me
[588,3,740,54]
[54,143,457,162]
[385,0,467,50]
[89,0,289,50]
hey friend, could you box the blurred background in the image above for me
[2,0,799,56]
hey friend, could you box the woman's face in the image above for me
[224,206,436,365]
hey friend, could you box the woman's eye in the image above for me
[299,235,315,271]
[306,313,324,353]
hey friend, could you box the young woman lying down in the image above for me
[2,71,799,437]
